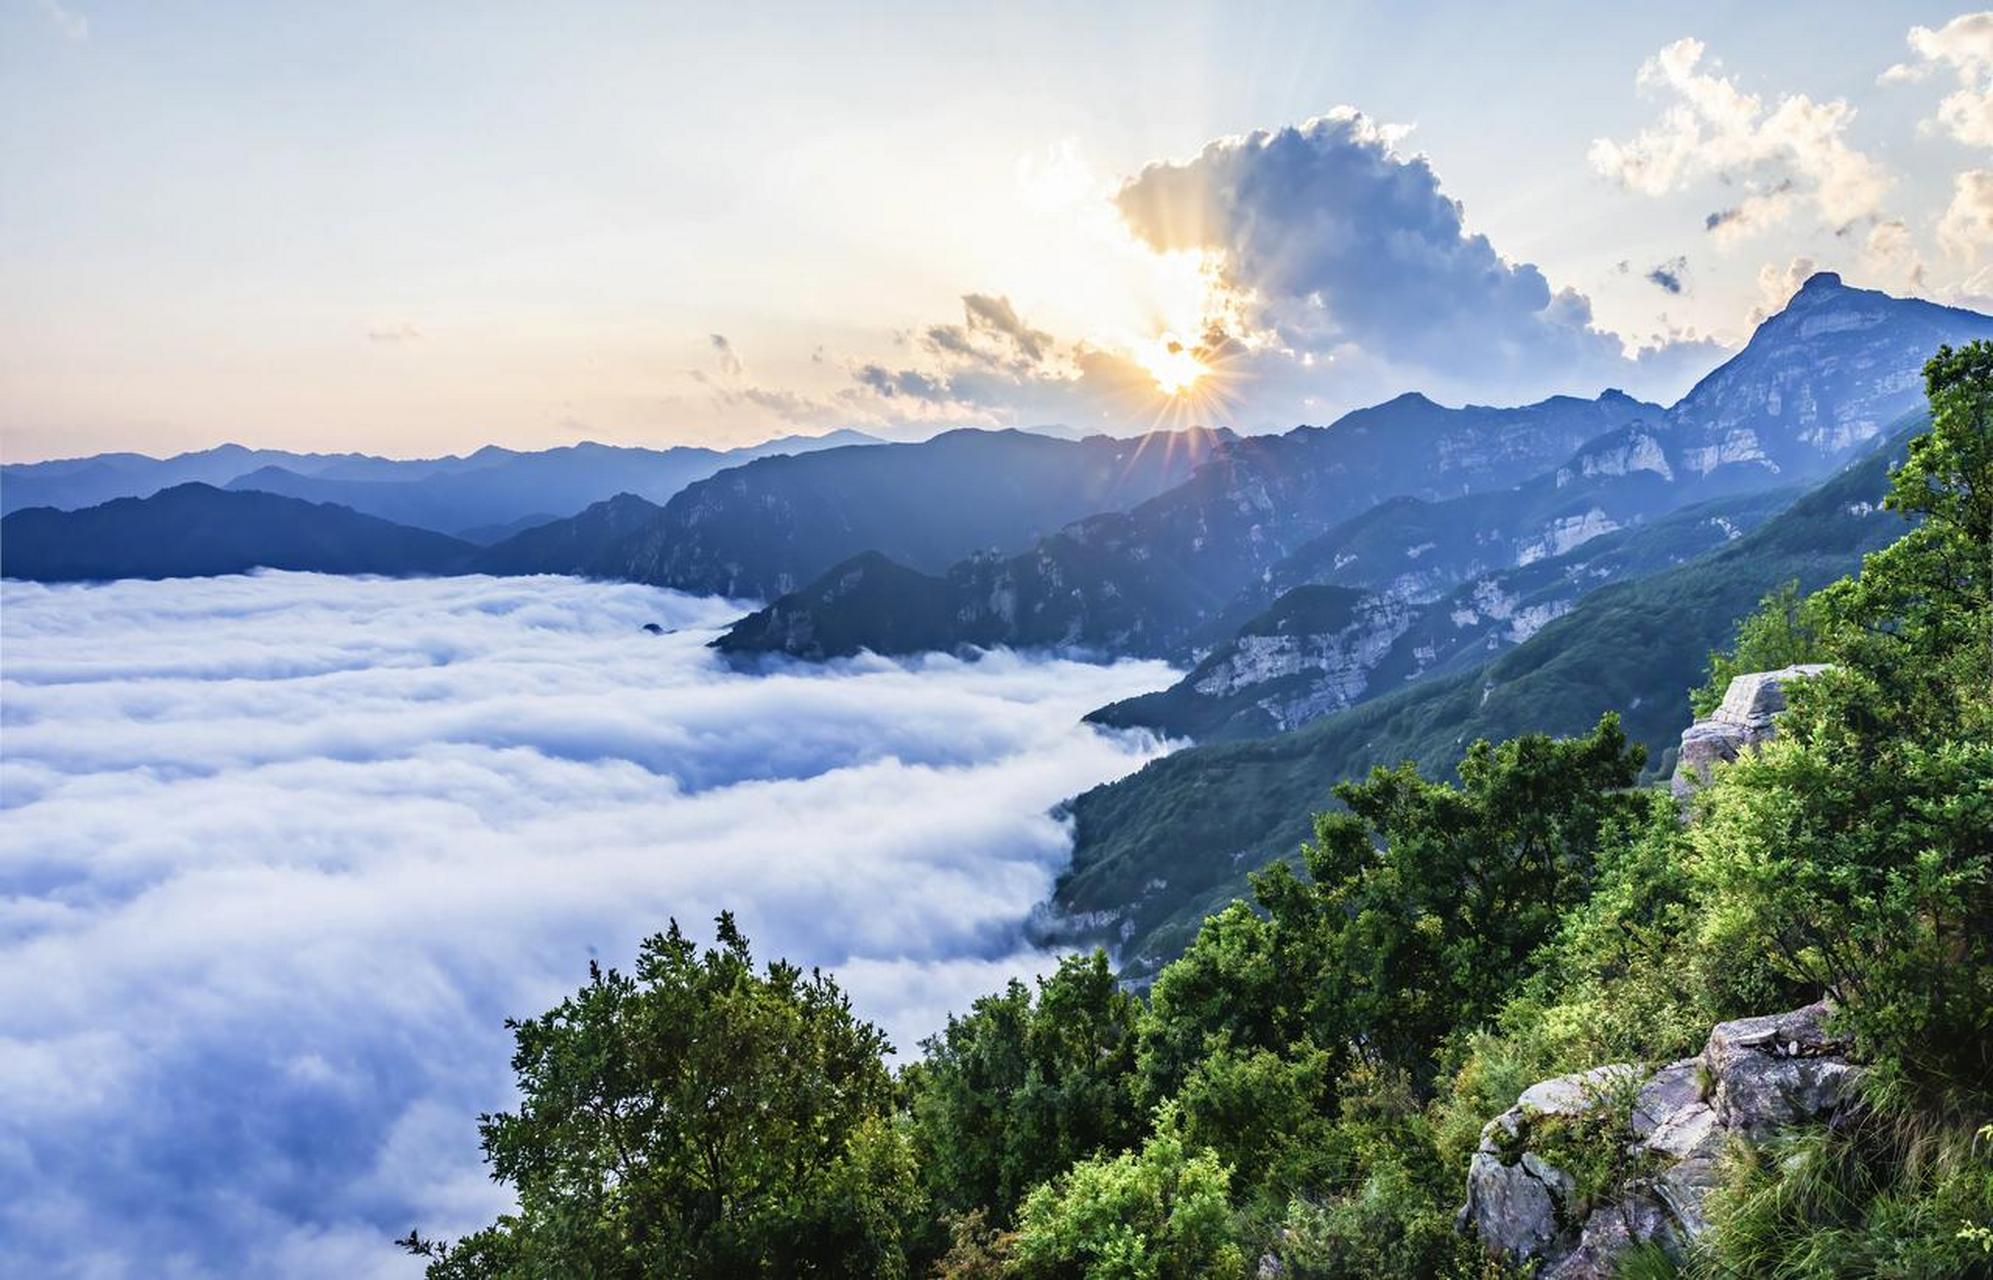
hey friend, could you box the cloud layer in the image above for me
[0,573,1177,1278]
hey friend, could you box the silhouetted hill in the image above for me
[605,426,1237,599]
[468,493,664,577]
[0,484,473,582]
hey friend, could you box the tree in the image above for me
[1689,346,1993,1104]
[403,915,917,1279]
[1141,714,1646,1116]
[1691,579,1830,716]
[905,951,1144,1224]
[1010,1105,1245,1280]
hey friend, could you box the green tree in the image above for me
[1690,341,1993,1103]
[1691,579,1830,716]
[1010,1105,1245,1280]
[402,915,917,1279]
[1141,715,1646,1113]
[905,951,1143,1224]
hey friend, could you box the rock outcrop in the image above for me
[1460,1002,1863,1278]
[1670,663,1831,798]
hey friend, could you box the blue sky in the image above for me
[4,2,1991,459]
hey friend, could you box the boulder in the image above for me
[1459,1001,1860,1278]
[1670,664,1831,798]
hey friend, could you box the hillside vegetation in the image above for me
[406,347,1992,1277]
[1056,415,1922,972]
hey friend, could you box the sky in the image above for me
[5,3,1993,460]
[0,571,1178,1277]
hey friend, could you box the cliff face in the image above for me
[1459,1003,1862,1278]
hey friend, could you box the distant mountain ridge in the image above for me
[715,389,1665,659]
[587,426,1238,598]
[0,484,474,582]
[2,430,876,532]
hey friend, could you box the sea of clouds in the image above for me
[0,572,1177,1278]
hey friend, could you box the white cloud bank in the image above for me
[0,573,1177,1278]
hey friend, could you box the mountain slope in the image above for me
[606,426,1236,599]
[1052,420,1919,974]
[222,433,872,536]
[1088,485,1798,742]
[0,484,474,582]
[466,493,665,577]
[717,391,1659,656]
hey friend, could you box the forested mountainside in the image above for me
[406,351,1992,1280]
[1053,419,1919,975]
[1084,485,1799,743]
[591,426,1236,598]
[2,431,872,529]
[0,484,475,581]
[716,274,1993,664]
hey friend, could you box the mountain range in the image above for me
[1,430,876,536]
[716,274,1993,671]
[0,426,1234,590]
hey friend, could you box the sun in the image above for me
[1136,333,1209,396]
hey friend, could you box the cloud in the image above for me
[366,321,422,343]
[705,112,1737,437]
[1645,256,1688,294]
[1111,110,1629,381]
[1592,38,1890,238]
[709,332,744,378]
[1750,255,1817,322]
[0,572,1177,1278]
[1939,169,1993,260]
[1882,12,1993,146]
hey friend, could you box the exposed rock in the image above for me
[1459,1002,1860,1278]
[1670,663,1831,798]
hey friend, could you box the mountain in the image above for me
[221,432,875,537]
[0,484,474,582]
[1046,420,1920,975]
[0,444,409,515]
[2,431,876,530]
[466,493,664,576]
[713,552,962,658]
[1084,486,1797,742]
[716,391,1660,657]
[714,275,1993,665]
[603,426,1238,599]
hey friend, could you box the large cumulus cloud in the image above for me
[1112,111,1630,381]
[0,573,1177,1278]
[752,112,1728,438]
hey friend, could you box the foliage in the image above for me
[1009,1105,1245,1280]
[904,951,1144,1223]
[403,915,917,1279]
[1690,578,1831,715]
[1692,1111,1993,1279]
[1138,714,1644,1118]
[1689,344,1993,1104]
